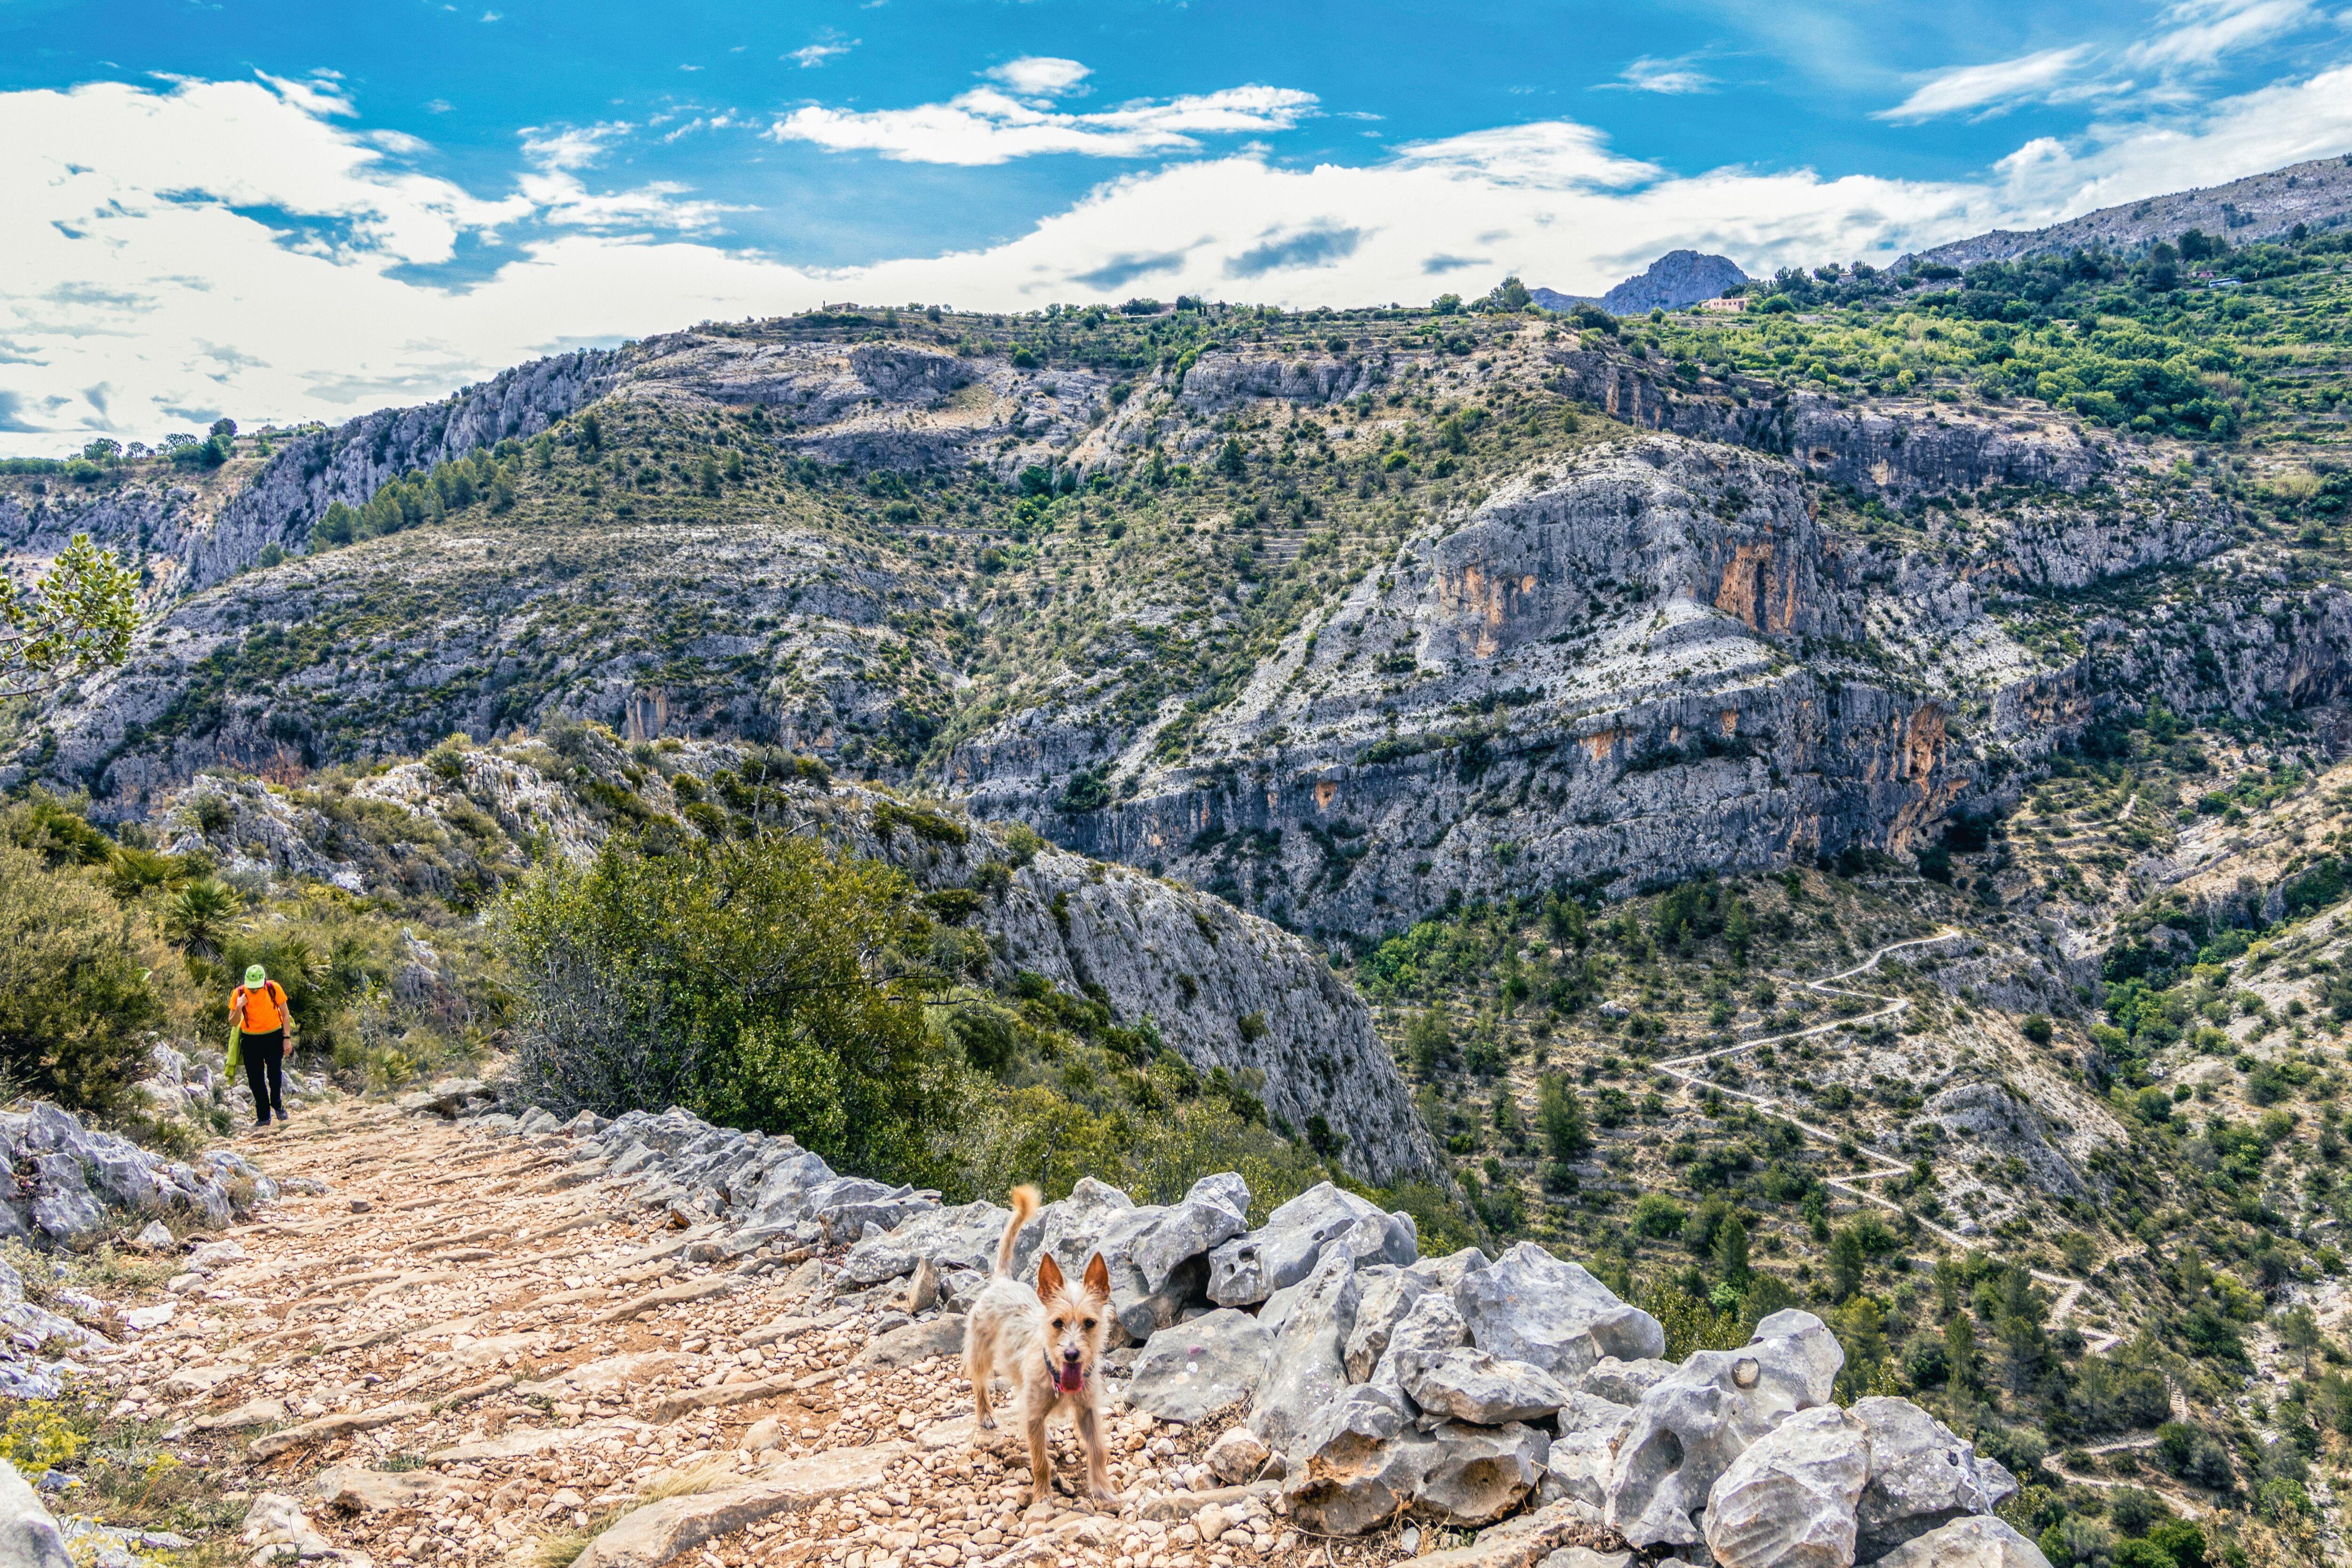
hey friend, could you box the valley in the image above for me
[2,163,2352,1568]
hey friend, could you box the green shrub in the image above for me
[1634,1192,1688,1238]
[499,829,960,1186]
[0,841,168,1112]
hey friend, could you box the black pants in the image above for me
[240,1029,285,1123]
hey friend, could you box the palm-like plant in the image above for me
[164,878,241,958]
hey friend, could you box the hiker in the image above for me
[229,964,291,1127]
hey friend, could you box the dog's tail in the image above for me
[995,1185,1040,1277]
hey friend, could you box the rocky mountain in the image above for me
[7,214,2344,978]
[1901,152,2352,275]
[1530,251,1748,317]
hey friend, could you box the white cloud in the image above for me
[8,63,2352,452]
[790,42,855,68]
[2126,0,2324,67]
[986,56,1090,97]
[1613,55,1717,94]
[516,119,740,231]
[769,64,1318,164]
[1876,45,2096,122]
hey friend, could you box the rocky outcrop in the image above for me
[106,744,1444,1185]
[190,348,625,591]
[967,437,1978,926]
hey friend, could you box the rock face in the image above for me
[103,744,1443,1188]
[1284,1386,1433,1535]
[1209,1184,1417,1306]
[1850,1398,2019,1560]
[1,1099,272,1243]
[1603,1309,1845,1548]
[1603,252,1753,315]
[1702,1405,1871,1568]
[1866,1517,2054,1568]
[1900,151,2352,274]
[1017,436,1986,927]
[1124,1309,1272,1424]
[0,1458,70,1568]
[1248,1249,1361,1452]
[1452,1243,1667,1381]
[1398,1349,1573,1426]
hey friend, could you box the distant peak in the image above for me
[1531,250,1748,317]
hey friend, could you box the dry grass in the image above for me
[526,1457,736,1567]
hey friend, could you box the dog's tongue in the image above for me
[1057,1362,1084,1393]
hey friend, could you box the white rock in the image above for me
[1703,1405,1870,1568]
[1452,1242,1665,1381]
[1865,1517,2053,1568]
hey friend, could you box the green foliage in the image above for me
[0,534,140,698]
[0,838,168,1113]
[1633,1191,1688,1238]
[1538,1075,1591,1160]
[501,828,960,1186]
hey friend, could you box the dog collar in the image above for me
[1046,1352,1087,1392]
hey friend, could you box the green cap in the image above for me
[245,965,267,987]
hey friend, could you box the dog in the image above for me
[963,1185,1116,1506]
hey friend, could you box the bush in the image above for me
[0,841,169,1113]
[500,829,960,1186]
[1633,1192,1688,1238]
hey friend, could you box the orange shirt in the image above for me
[233,981,287,1034]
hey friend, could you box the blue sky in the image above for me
[4,0,2351,451]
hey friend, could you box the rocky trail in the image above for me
[3,1076,2051,1568]
[55,1103,1368,1568]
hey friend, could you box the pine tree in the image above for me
[1714,1214,1750,1285]
[1828,1225,1867,1301]
[1538,1076,1592,1160]
[1943,1313,1978,1391]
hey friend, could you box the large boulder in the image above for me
[1539,1393,1635,1510]
[1249,1247,1360,1452]
[1865,1517,2052,1568]
[738,1148,841,1228]
[1414,1421,1551,1526]
[1370,1289,1470,1390]
[1009,1177,1136,1280]
[841,1202,1011,1286]
[1125,1310,1272,1424]
[1127,1174,1252,1291]
[1602,1309,1844,1549]
[0,1458,69,1567]
[1209,1184,1414,1307]
[1453,1243,1664,1381]
[27,1156,103,1241]
[1401,1348,1573,1426]
[1702,1405,1871,1568]
[1344,1266,1430,1383]
[1580,1357,1676,1405]
[1850,1398,2019,1561]
[1283,1386,1435,1536]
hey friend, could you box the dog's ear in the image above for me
[1082,1251,1112,1301]
[1036,1251,1066,1301]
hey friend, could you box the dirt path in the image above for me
[78,1102,1341,1568]
[1651,931,2124,1351]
